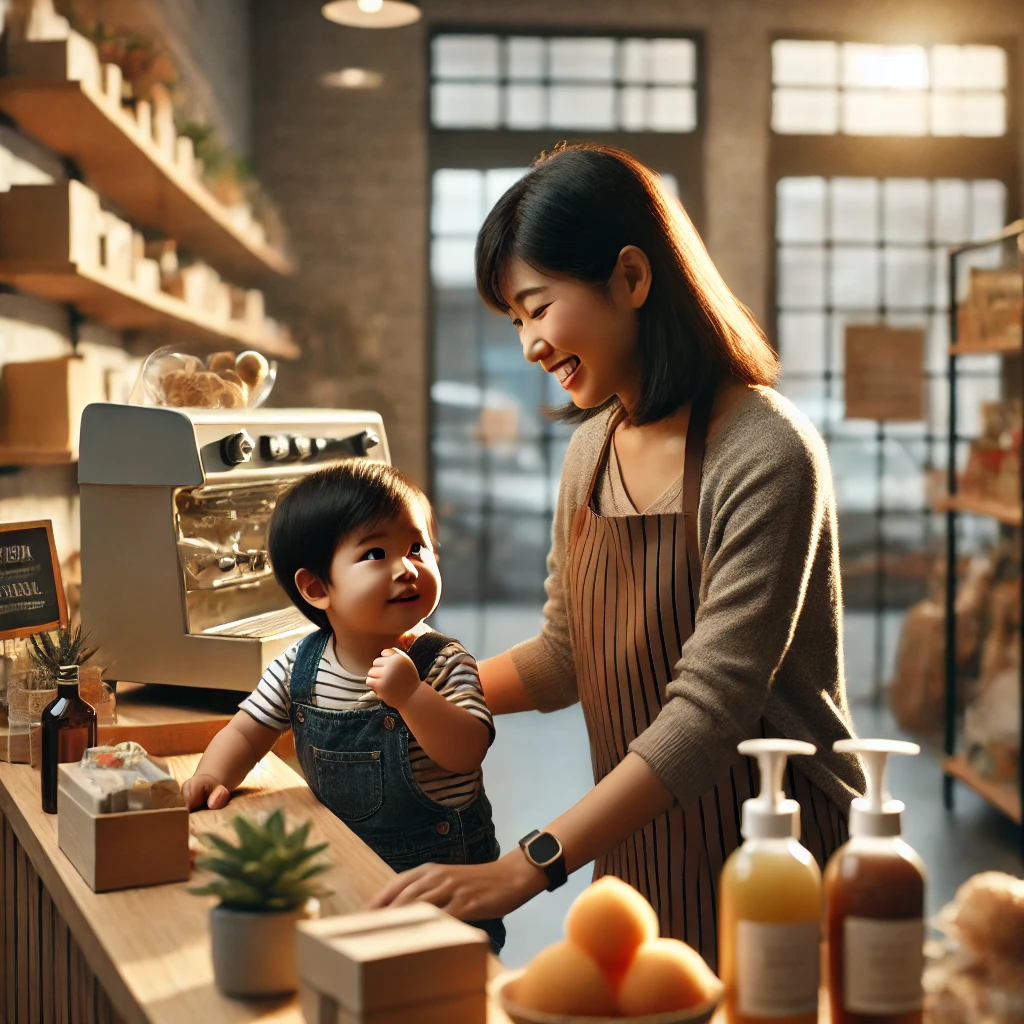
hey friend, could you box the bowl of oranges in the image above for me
[493,877,723,1024]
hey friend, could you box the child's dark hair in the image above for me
[475,142,779,426]
[268,459,437,630]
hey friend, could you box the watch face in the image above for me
[528,832,561,865]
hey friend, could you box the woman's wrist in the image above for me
[503,846,550,903]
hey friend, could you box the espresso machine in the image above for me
[78,404,389,690]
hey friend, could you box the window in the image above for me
[431,34,698,132]
[772,41,1008,136]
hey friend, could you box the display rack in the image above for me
[943,221,1024,856]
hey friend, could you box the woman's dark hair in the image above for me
[268,459,437,631]
[475,143,779,425]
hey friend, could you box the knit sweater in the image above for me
[509,386,866,812]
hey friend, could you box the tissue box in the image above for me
[296,903,488,1024]
[57,764,189,892]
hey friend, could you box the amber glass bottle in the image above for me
[826,740,925,1024]
[41,664,97,813]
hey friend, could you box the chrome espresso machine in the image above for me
[78,404,389,690]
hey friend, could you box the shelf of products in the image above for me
[0,75,292,285]
[0,447,74,467]
[943,224,1024,858]
[942,754,1022,825]
[0,259,299,359]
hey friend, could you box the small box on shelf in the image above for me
[0,179,101,268]
[296,903,489,1024]
[7,30,101,92]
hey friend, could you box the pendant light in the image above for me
[321,0,421,28]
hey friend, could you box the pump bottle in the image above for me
[719,739,821,1024]
[825,739,925,1024]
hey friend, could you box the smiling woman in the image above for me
[370,144,866,972]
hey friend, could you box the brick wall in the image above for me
[252,0,1024,489]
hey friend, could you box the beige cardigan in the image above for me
[509,386,865,812]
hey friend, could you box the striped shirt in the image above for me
[239,632,494,809]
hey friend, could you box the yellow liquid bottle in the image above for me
[719,739,822,1024]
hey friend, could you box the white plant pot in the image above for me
[209,904,306,997]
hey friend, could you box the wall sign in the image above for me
[0,520,67,640]
[844,326,926,422]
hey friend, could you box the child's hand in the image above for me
[182,773,231,811]
[366,649,421,708]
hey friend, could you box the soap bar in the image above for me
[58,763,129,814]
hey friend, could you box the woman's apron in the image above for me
[566,394,847,970]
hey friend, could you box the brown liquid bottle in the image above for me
[825,740,926,1024]
[41,664,97,813]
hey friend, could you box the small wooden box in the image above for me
[296,904,488,1024]
[0,355,104,459]
[8,32,102,92]
[0,180,101,268]
[57,766,190,892]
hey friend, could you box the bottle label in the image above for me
[843,917,924,1014]
[736,920,819,1017]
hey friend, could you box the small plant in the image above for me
[28,624,98,688]
[189,810,330,912]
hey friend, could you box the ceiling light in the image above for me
[321,0,421,28]
[321,67,384,89]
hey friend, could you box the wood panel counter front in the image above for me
[0,753,517,1024]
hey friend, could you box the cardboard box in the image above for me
[7,32,102,92]
[296,904,488,1024]
[0,355,104,459]
[56,765,190,892]
[0,181,101,269]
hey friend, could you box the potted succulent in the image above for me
[8,625,98,728]
[190,809,330,997]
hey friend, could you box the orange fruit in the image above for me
[617,938,719,1016]
[514,940,618,1017]
[564,876,660,973]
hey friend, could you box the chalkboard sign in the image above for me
[0,520,68,640]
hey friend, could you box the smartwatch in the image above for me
[518,829,567,892]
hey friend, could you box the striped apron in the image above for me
[566,394,848,971]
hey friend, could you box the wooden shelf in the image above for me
[943,754,1022,824]
[0,447,74,467]
[0,77,293,285]
[935,493,1023,526]
[0,259,300,359]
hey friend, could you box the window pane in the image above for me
[621,39,649,83]
[970,180,1007,239]
[431,237,477,287]
[777,177,826,243]
[648,87,697,131]
[932,44,1007,90]
[649,39,696,84]
[772,40,838,86]
[843,90,928,135]
[507,37,545,80]
[778,311,827,373]
[842,44,928,89]
[621,85,646,130]
[831,246,880,308]
[506,84,546,129]
[433,35,499,79]
[933,179,970,243]
[484,168,528,210]
[884,247,931,309]
[929,92,965,136]
[778,245,826,308]
[962,93,1006,137]
[549,85,615,129]
[548,38,616,82]
[432,83,500,128]
[431,169,483,235]
[831,178,879,242]
[658,173,679,198]
[772,88,838,134]
[883,179,929,242]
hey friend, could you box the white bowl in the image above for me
[491,968,724,1024]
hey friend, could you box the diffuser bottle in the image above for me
[41,664,97,814]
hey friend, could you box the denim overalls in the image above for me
[289,628,505,953]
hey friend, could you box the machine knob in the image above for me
[289,436,313,460]
[221,429,255,466]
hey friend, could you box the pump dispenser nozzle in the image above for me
[738,739,816,839]
[834,739,919,838]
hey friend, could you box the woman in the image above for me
[371,143,865,967]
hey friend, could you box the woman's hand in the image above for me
[367,849,547,921]
[365,649,421,708]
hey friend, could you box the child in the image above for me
[182,459,504,951]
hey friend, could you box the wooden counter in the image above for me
[0,752,515,1024]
